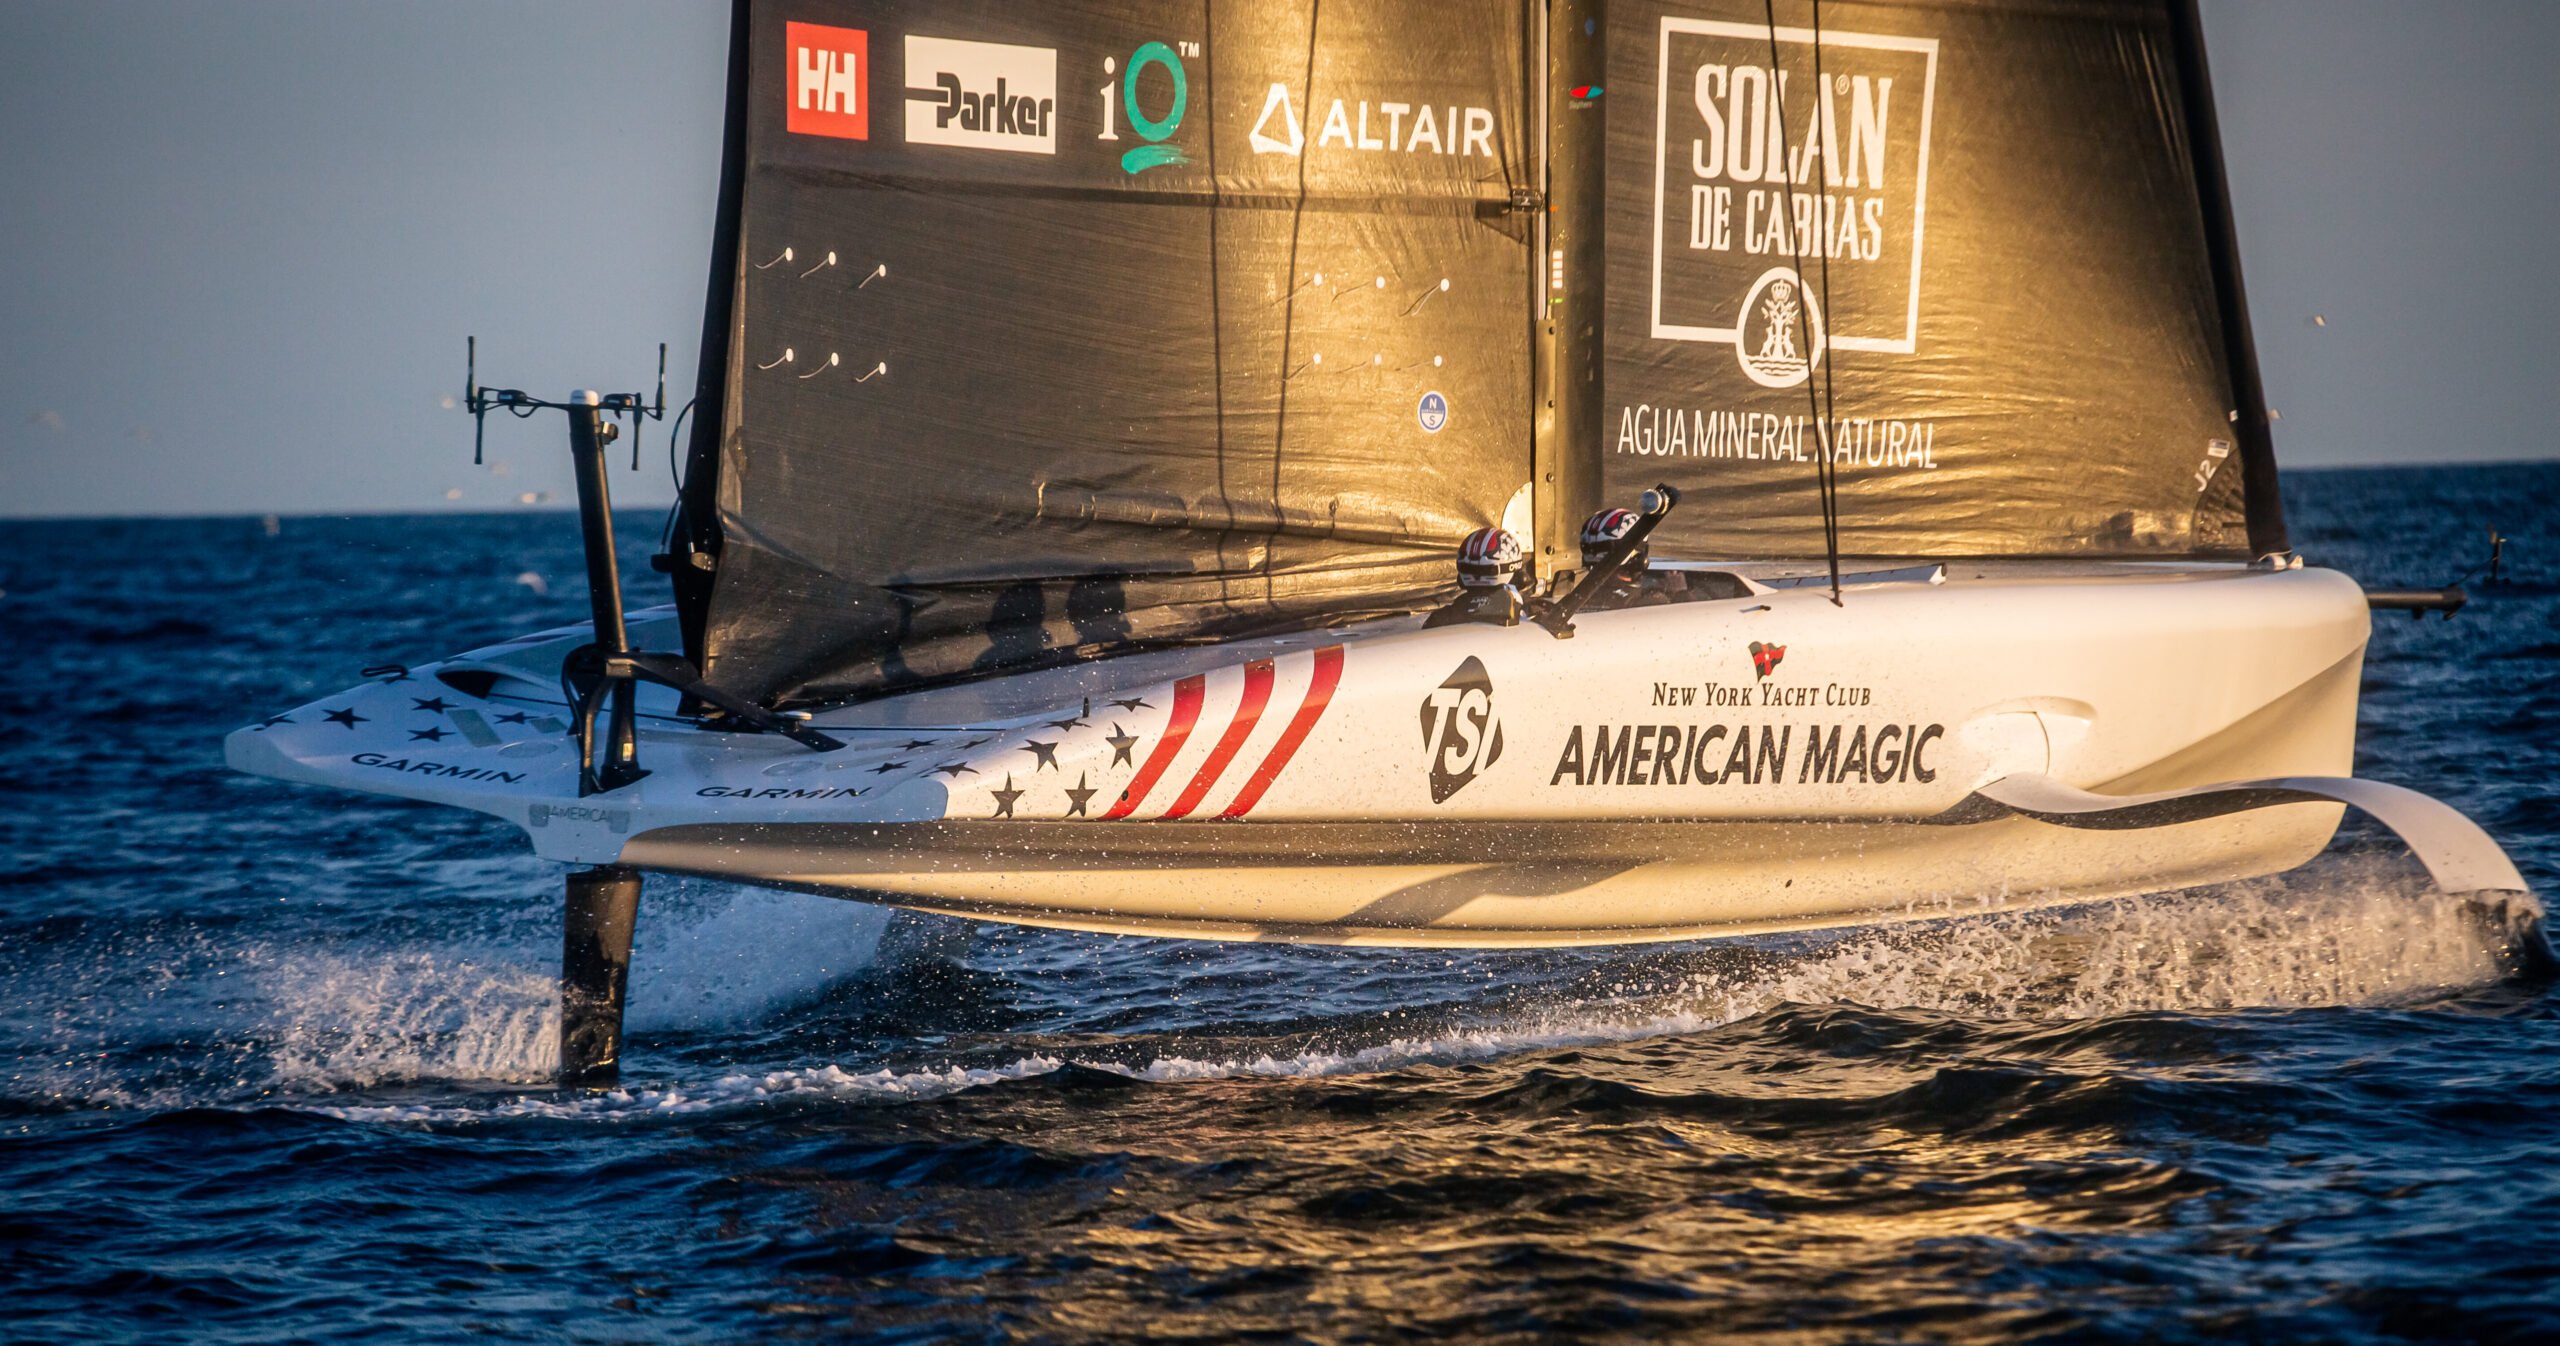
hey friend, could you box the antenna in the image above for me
[467,336,484,465]
[639,343,667,468]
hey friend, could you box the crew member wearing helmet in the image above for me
[1425,526,1531,627]
[1577,507,1691,610]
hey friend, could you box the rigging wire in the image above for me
[658,396,698,552]
[1762,0,1846,605]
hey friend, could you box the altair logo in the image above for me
[904,35,1056,155]
[1247,83,1498,159]
[1096,40,1196,175]
[785,22,869,141]
[1420,657,1504,804]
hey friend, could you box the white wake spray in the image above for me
[309,865,2542,1125]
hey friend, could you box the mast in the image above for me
[666,0,754,672]
[2169,0,2289,558]
[1532,0,1606,585]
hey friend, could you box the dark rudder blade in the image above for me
[560,865,642,1084]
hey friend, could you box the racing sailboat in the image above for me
[229,0,2528,1081]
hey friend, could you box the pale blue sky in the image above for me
[3,1,2554,518]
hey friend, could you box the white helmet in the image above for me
[1579,507,1645,569]
[1455,526,1525,588]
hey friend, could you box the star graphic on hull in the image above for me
[323,707,367,730]
[1063,773,1098,817]
[1021,739,1061,771]
[410,726,450,742]
[902,738,939,751]
[411,696,455,713]
[931,761,978,779]
[990,774,1025,818]
[1109,697,1153,713]
[1043,716,1087,733]
[254,715,292,730]
[494,711,534,725]
[959,737,993,750]
[870,759,910,775]
[1105,724,1140,767]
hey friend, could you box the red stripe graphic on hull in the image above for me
[1220,645,1345,819]
[1160,659,1276,819]
[1104,675,1205,819]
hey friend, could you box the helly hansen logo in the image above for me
[786,22,869,140]
[1420,657,1504,804]
[904,35,1057,154]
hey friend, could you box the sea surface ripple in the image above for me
[2,465,2556,1343]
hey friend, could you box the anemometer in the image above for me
[460,338,843,798]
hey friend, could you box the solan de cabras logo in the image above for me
[1420,657,1504,804]
[1649,18,1938,387]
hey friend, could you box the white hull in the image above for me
[229,561,2499,947]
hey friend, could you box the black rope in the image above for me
[658,396,698,551]
[1265,0,1322,609]
[1762,0,1846,605]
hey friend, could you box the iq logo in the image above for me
[1417,390,1449,433]
[786,22,870,141]
[1096,40,1197,174]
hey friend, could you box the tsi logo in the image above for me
[905,35,1056,155]
[785,22,869,140]
[1420,656,1504,804]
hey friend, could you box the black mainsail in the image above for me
[675,0,1541,707]
[672,0,2284,709]
[1606,0,2280,563]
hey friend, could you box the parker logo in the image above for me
[905,35,1056,155]
[1649,19,1938,374]
[785,22,869,141]
[1420,657,1504,804]
[1749,641,1786,680]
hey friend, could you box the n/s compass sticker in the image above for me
[1417,390,1449,433]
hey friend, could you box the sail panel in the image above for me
[698,0,1536,706]
[1604,0,2258,560]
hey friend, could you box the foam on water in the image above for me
[623,883,895,1033]
[0,882,899,1107]
[300,869,2538,1126]
[262,950,562,1089]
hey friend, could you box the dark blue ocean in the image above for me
[3,465,2556,1343]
